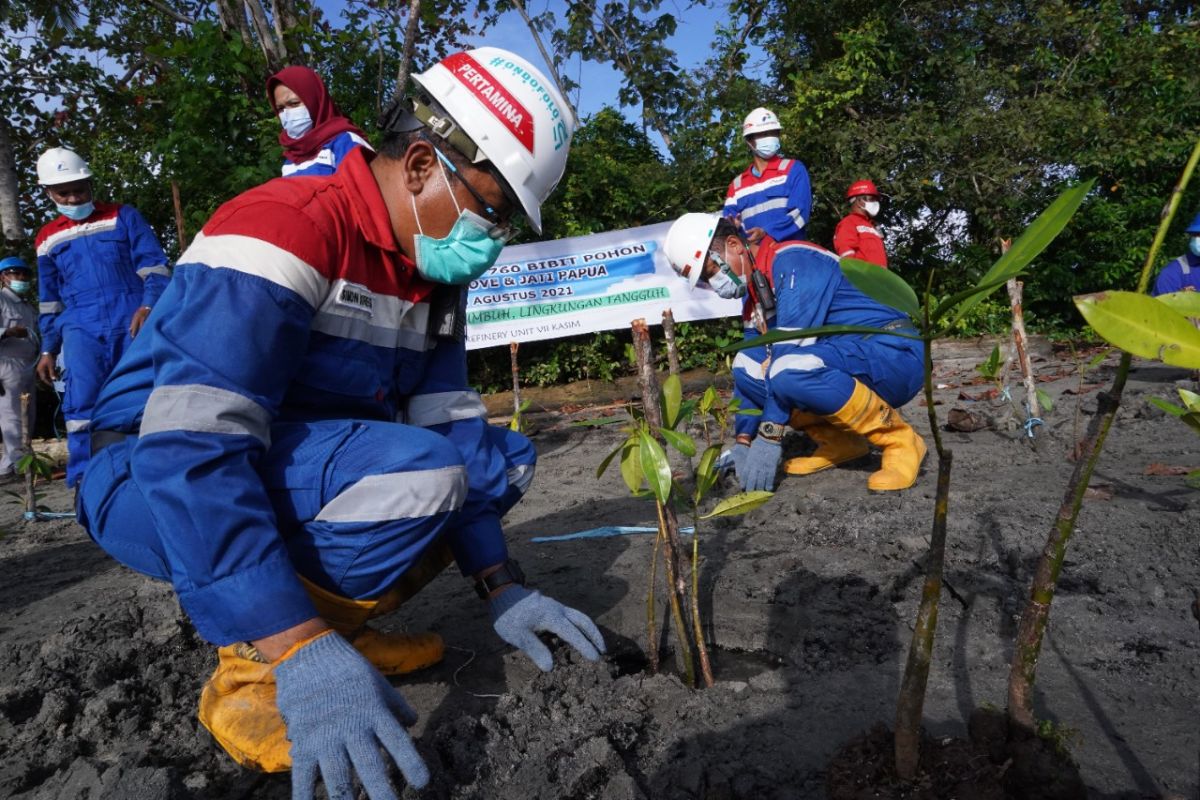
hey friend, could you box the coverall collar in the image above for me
[751,154,784,179]
[338,147,403,255]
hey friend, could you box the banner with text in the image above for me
[464,221,742,350]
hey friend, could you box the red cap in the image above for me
[846,179,880,199]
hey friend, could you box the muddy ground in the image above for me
[1,339,1198,800]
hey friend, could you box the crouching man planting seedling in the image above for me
[74,48,604,799]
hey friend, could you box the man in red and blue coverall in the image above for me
[722,107,812,245]
[34,147,170,487]
[77,47,605,799]
[664,213,927,494]
[834,179,888,268]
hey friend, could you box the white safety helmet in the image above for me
[411,47,577,234]
[37,147,92,187]
[741,107,781,139]
[663,212,721,288]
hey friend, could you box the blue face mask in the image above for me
[752,136,781,158]
[57,201,94,221]
[279,105,313,139]
[410,159,505,285]
[8,280,30,294]
[1190,237,1200,258]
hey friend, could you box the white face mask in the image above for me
[706,253,747,299]
[752,136,781,159]
[279,105,313,139]
[862,200,880,217]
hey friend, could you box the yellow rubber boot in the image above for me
[299,576,444,677]
[197,643,291,772]
[784,423,871,475]
[785,408,870,475]
[827,380,927,491]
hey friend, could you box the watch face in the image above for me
[759,421,785,440]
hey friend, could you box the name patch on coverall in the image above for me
[336,282,374,315]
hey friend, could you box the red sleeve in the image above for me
[858,228,888,268]
[833,216,858,259]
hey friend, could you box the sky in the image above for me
[320,0,768,137]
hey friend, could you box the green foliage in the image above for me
[1148,388,1200,435]
[1074,291,1200,369]
[976,345,1002,381]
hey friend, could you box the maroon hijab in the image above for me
[266,66,367,164]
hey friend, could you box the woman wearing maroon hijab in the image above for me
[266,65,372,177]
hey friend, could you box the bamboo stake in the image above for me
[509,341,521,428]
[1007,275,1039,424]
[20,392,33,515]
[662,309,681,377]
[171,181,187,251]
[646,529,661,673]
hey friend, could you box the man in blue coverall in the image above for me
[77,47,604,799]
[663,212,927,492]
[33,146,171,487]
[1152,211,1200,297]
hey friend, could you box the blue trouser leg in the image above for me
[767,335,925,416]
[731,346,770,437]
[77,419,535,605]
[62,328,131,487]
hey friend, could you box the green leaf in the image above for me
[659,427,697,457]
[638,430,673,503]
[1084,349,1110,371]
[1179,388,1200,411]
[699,385,717,415]
[619,441,644,495]
[693,444,722,503]
[1035,388,1053,413]
[1156,291,1200,318]
[1074,291,1200,368]
[952,179,1095,325]
[839,257,921,319]
[1148,396,1186,417]
[700,490,774,518]
[1186,469,1200,490]
[597,439,629,478]
[977,344,1002,379]
[662,373,682,428]
[723,323,922,352]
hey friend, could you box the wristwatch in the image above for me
[475,558,526,599]
[757,421,786,442]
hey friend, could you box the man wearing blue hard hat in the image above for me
[0,256,40,482]
[1152,211,1200,296]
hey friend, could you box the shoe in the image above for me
[197,643,291,772]
[785,410,869,475]
[825,380,927,491]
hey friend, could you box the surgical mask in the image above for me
[752,136,781,158]
[8,280,30,294]
[410,158,505,285]
[57,201,94,221]
[706,253,746,299]
[1190,237,1200,257]
[279,105,313,139]
[862,200,881,217]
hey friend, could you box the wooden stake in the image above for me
[20,392,33,515]
[661,309,681,377]
[171,181,188,251]
[1007,278,1039,421]
[509,341,521,428]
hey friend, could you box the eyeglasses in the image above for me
[432,146,524,243]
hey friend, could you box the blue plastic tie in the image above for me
[532,525,695,543]
[1023,399,1044,439]
[23,511,76,521]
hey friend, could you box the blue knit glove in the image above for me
[275,631,429,799]
[489,586,606,671]
[738,436,781,492]
[716,443,750,476]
